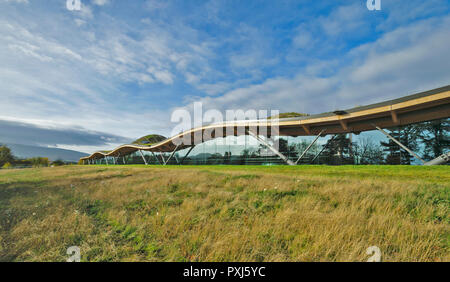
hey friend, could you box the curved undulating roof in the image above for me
[81,85,450,161]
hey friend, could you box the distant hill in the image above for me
[3,143,88,162]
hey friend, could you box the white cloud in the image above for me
[2,0,28,3]
[318,3,368,37]
[187,15,450,115]
[145,0,167,11]
[293,29,313,49]
[74,18,86,26]
[148,68,174,85]
[197,82,232,96]
[78,3,94,19]
[376,0,449,31]
[92,0,109,6]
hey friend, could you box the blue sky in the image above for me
[0,0,449,153]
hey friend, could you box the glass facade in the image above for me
[91,135,334,166]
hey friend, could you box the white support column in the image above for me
[247,130,295,165]
[180,146,195,165]
[151,151,162,165]
[373,125,425,164]
[139,150,148,165]
[295,129,325,165]
[424,152,450,166]
[159,151,166,164]
[311,135,336,163]
[164,145,180,165]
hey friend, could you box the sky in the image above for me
[0,0,449,153]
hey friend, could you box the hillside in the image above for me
[132,134,166,145]
[0,165,448,262]
[3,143,88,162]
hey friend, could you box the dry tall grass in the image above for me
[0,165,448,262]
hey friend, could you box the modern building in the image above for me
[80,85,450,166]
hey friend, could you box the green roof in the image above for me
[132,134,166,145]
[268,112,310,119]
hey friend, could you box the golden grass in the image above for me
[0,165,448,262]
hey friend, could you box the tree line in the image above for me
[0,145,66,169]
[312,118,449,165]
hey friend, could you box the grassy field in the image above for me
[0,165,448,262]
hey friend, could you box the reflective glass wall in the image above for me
[94,135,335,165]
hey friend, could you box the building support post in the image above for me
[247,130,295,165]
[105,156,108,165]
[348,133,354,164]
[295,129,325,165]
[164,145,180,165]
[180,146,195,165]
[311,135,336,163]
[424,152,450,166]
[151,151,162,165]
[373,125,425,164]
[139,150,148,165]
[159,151,166,164]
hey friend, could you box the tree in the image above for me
[0,145,15,167]
[321,134,355,165]
[354,138,385,164]
[28,157,50,167]
[52,159,66,166]
[417,118,449,160]
[223,151,231,164]
[2,162,13,169]
[380,125,420,165]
